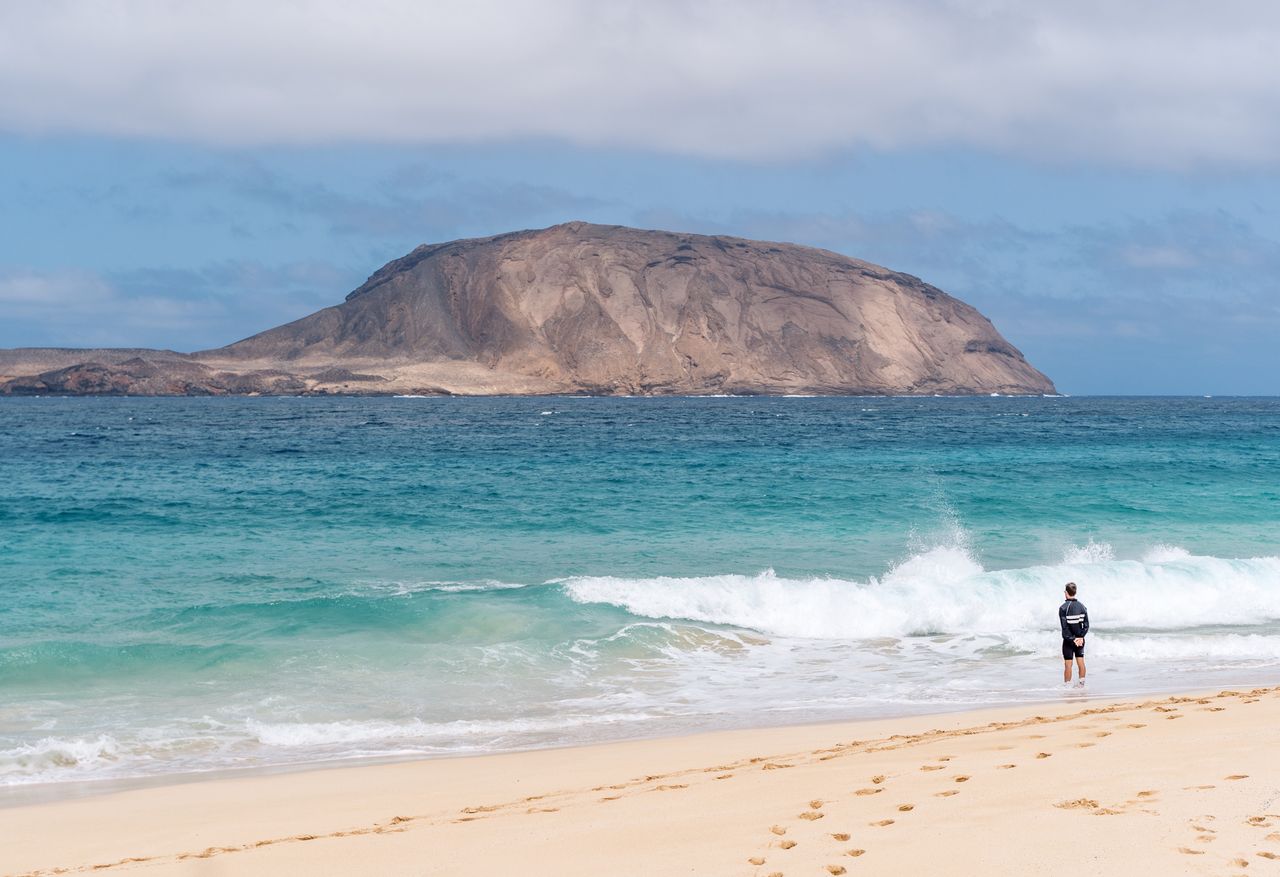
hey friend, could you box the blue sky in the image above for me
[2,2,1278,394]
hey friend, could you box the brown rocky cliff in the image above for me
[1,222,1054,396]
[201,221,1054,395]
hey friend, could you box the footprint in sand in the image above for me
[898,804,915,812]
[770,825,787,836]
[1231,859,1249,868]
[1177,848,1205,855]
[1055,799,1100,810]
[1258,851,1279,859]
[1127,723,1147,729]
[871,775,886,784]
[780,839,797,850]
[846,849,866,858]
[998,764,1017,769]
[826,866,847,875]
[936,790,960,797]
[1075,743,1096,748]
[809,800,824,809]
[1247,816,1272,826]
[855,788,883,796]
[748,856,765,865]
[830,832,850,841]
[871,819,895,827]
[1225,774,1249,780]
[800,811,825,821]
[1036,752,1052,759]
[955,775,971,782]
[1095,731,1112,738]
[921,764,945,771]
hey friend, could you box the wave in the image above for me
[0,735,122,785]
[345,579,533,596]
[560,546,1280,640]
[1000,631,1280,662]
[245,712,658,750]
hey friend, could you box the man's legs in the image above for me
[1063,660,1074,683]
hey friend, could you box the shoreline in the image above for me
[5,685,1278,876]
[4,675,1263,810]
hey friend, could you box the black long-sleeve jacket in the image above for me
[1059,599,1090,640]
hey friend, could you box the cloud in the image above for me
[160,159,606,239]
[0,269,227,348]
[0,261,359,349]
[2,1,1279,168]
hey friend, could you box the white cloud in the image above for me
[1,1,1278,167]
[0,262,353,349]
[0,270,115,308]
[0,269,224,346]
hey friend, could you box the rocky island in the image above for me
[0,222,1054,396]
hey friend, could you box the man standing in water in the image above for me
[1060,582,1090,685]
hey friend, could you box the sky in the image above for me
[2,1,1278,394]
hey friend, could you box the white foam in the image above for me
[246,712,655,749]
[561,549,1280,640]
[347,579,530,596]
[0,735,121,784]
[1086,634,1280,662]
[999,630,1280,662]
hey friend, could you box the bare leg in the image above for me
[1063,660,1073,683]
[1076,656,1086,682]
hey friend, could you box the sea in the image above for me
[1,395,1278,796]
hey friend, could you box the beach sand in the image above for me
[4,686,1279,876]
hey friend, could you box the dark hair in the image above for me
[1065,582,1077,597]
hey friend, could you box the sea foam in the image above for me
[560,547,1280,640]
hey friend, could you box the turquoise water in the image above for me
[1,396,1278,791]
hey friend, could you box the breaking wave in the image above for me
[560,545,1280,640]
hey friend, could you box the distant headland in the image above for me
[0,222,1054,396]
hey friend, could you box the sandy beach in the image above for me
[3,686,1278,876]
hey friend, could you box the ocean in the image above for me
[1,395,1278,794]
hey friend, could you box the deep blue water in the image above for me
[1,395,1278,790]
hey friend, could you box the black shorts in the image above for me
[1062,639,1085,660]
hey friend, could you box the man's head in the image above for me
[1065,582,1077,598]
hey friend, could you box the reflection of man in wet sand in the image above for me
[1059,582,1089,685]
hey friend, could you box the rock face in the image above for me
[0,222,1055,396]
